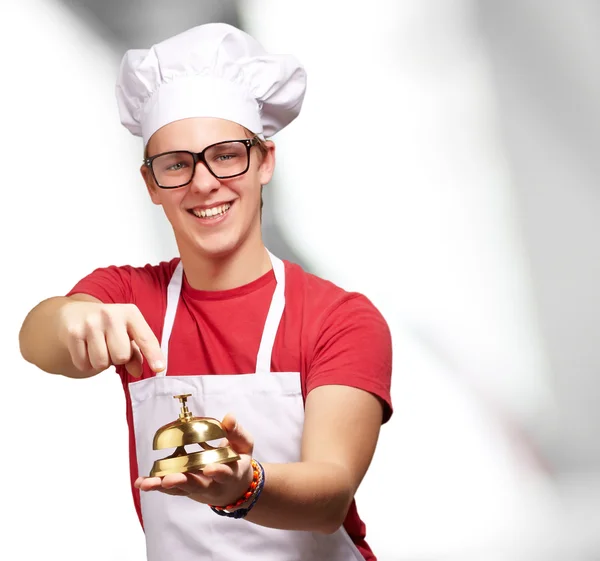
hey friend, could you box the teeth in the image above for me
[192,203,231,219]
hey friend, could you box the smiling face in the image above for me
[141,117,275,262]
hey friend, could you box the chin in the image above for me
[191,233,245,260]
[174,216,260,261]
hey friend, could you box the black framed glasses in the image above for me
[144,137,259,189]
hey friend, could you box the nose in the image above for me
[188,161,221,195]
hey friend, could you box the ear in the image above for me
[258,141,276,186]
[140,164,161,205]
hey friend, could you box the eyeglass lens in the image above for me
[151,141,249,187]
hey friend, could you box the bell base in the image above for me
[150,446,240,477]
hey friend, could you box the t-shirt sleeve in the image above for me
[66,265,134,304]
[306,295,393,423]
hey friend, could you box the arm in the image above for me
[19,296,165,379]
[20,264,165,379]
[19,294,105,378]
[242,295,393,532]
[245,384,384,533]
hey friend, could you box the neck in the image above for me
[178,239,272,291]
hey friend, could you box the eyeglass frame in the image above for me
[143,136,260,189]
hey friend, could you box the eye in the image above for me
[153,153,193,174]
[215,154,237,162]
[167,161,188,171]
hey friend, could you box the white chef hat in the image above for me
[115,23,307,145]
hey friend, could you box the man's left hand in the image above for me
[134,413,255,508]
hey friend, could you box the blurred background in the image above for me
[1,1,599,560]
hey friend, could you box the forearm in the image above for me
[19,297,98,378]
[244,461,354,534]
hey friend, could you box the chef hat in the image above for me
[115,23,307,145]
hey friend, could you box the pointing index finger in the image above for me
[126,307,165,372]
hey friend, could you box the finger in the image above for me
[125,341,144,378]
[136,476,164,492]
[185,471,214,486]
[66,334,93,372]
[86,330,110,370]
[221,414,254,455]
[106,322,133,366]
[131,341,144,364]
[202,462,236,484]
[157,488,188,496]
[168,471,213,489]
[125,306,165,373]
[160,472,212,496]
[159,473,189,489]
[125,359,142,378]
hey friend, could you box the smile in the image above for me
[189,202,232,219]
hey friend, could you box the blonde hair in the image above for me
[243,128,269,213]
[243,128,269,160]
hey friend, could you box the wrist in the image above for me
[210,459,265,519]
[215,457,255,509]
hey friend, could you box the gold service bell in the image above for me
[149,394,240,477]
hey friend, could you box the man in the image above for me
[19,23,393,561]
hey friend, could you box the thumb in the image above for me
[125,341,144,378]
[221,413,253,455]
[125,358,142,378]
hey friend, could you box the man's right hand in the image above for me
[57,301,165,378]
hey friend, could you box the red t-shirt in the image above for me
[67,257,393,561]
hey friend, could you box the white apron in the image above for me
[129,253,366,561]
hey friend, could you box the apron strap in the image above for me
[158,260,184,376]
[255,252,285,374]
[158,250,285,377]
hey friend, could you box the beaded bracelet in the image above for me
[210,459,265,519]
[211,458,260,511]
